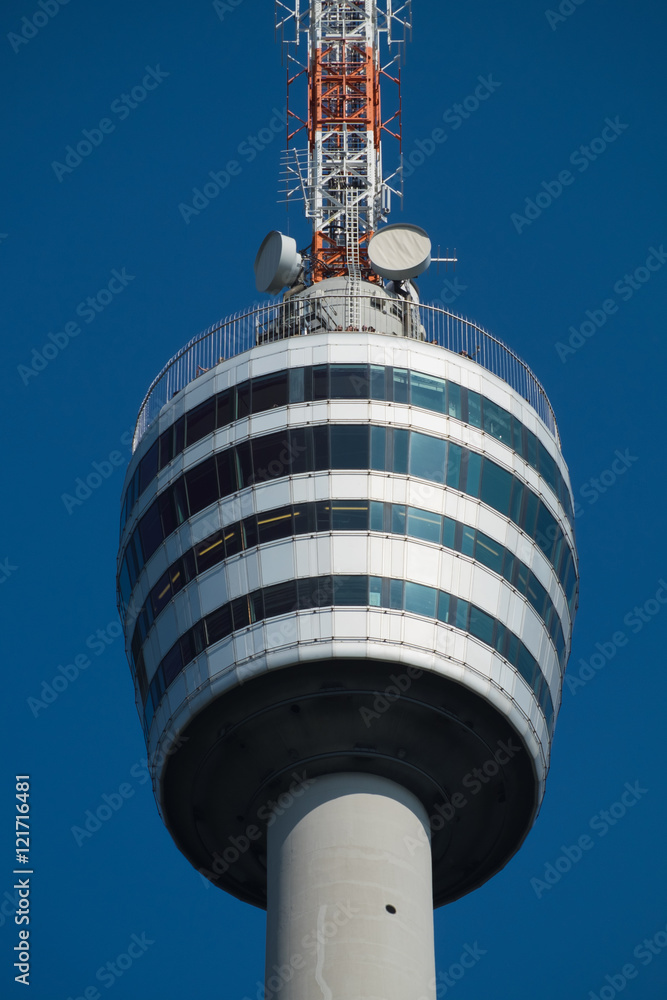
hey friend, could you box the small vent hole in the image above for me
[386,904,397,914]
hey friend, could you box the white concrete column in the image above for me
[265,772,436,1000]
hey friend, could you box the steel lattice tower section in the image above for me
[117,3,578,998]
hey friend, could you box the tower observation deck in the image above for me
[117,4,578,997]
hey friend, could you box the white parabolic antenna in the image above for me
[255,231,302,294]
[368,223,432,281]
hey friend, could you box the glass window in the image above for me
[206,604,233,644]
[522,491,539,539]
[392,505,406,535]
[527,572,548,618]
[216,388,233,428]
[257,508,293,543]
[330,425,369,469]
[151,570,173,618]
[455,598,469,630]
[186,399,216,446]
[313,425,330,471]
[312,365,329,400]
[185,457,219,516]
[235,441,253,491]
[495,621,508,657]
[483,400,512,445]
[437,591,450,623]
[370,501,384,533]
[173,415,185,456]
[509,479,524,526]
[195,532,225,572]
[517,643,536,687]
[289,367,305,404]
[407,507,441,543]
[393,428,409,475]
[538,441,558,494]
[446,443,462,489]
[409,432,446,483]
[251,432,284,484]
[231,596,250,630]
[502,549,515,584]
[331,503,369,531]
[447,382,461,419]
[170,564,185,597]
[469,605,495,646]
[405,582,437,618]
[461,525,475,556]
[333,575,368,606]
[480,460,512,516]
[442,517,456,551]
[468,390,482,428]
[216,450,236,496]
[525,429,538,470]
[369,576,383,606]
[465,451,482,498]
[512,418,524,458]
[536,504,556,561]
[410,373,446,413]
[292,504,309,536]
[252,372,288,413]
[138,503,163,562]
[264,580,297,618]
[389,579,403,610]
[139,441,159,495]
[223,524,242,557]
[236,381,251,418]
[162,644,183,687]
[289,427,309,474]
[330,364,369,398]
[158,426,174,471]
[475,532,504,575]
[514,562,529,595]
[370,365,386,400]
[393,368,409,403]
[118,557,132,611]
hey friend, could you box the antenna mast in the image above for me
[276,1,412,283]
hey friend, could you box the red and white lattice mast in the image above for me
[276,1,412,284]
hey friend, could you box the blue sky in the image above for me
[1,0,666,997]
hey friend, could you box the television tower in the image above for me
[117,3,578,997]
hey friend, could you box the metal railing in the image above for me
[132,294,560,450]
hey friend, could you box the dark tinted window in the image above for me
[186,399,216,446]
[252,372,288,413]
[196,532,225,573]
[410,432,446,483]
[185,457,218,515]
[216,388,233,427]
[330,364,369,398]
[331,503,369,531]
[330,426,369,469]
[139,441,159,494]
[257,508,293,544]
[410,373,445,413]
[138,503,163,562]
[481,460,512,515]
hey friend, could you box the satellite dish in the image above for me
[254,231,302,294]
[368,223,432,281]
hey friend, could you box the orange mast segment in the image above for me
[277,1,411,283]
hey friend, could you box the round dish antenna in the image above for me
[254,231,302,294]
[368,223,432,281]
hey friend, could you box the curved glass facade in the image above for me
[120,364,575,533]
[127,499,569,690]
[118,424,578,621]
[140,574,556,737]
